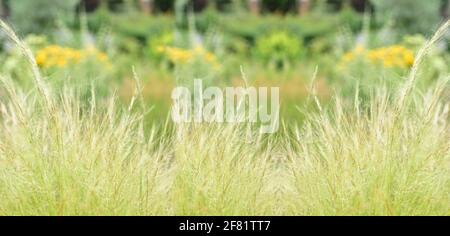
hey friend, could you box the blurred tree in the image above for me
[154,0,175,12]
[9,0,80,34]
[79,0,101,12]
[215,0,233,11]
[350,0,370,12]
[297,0,310,15]
[370,0,442,35]
[443,0,450,19]
[0,0,9,18]
[139,0,154,14]
[192,0,209,11]
[152,0,208,13]
[262,0,296,13]
[0,1,5,18]
[248,0,261,14]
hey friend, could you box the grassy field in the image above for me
[0,17,448,216]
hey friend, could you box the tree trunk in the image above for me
[443,0,450,19]
[297,0,310,15]
[0,0,5,18]
[248,0,260,15]
[139,0,154,15]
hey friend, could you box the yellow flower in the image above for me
[341,44,414,69]
[403,51,414,66]
[193,45,205,53]
[165,47,192,64]
[56,58,67,67]
[156,45,165,53]
[157,45,221,69]
[342,52,354,62]
[36,51,47,66]
[354,44,365,53]
[35,44,109,68]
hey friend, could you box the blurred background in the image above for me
[0,0,449,124]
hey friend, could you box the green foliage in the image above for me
[215,13,356,45]
[370,0,442,35]
[85,8,361,61]
[254,31,303,69]
[92,13,175,43]
[8,0,79,35]
[262,0,297,13]
[146,31,175,62]
[337,6,363,32]
[154,0,176,12]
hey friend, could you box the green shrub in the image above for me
[87,9,175,43]
[217,13,353,45]
[337,6,363,32]
[146,31,175,62]
[8,0,79,35]
[109,14,175,43]
[254,31,303,69]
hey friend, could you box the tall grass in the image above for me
[0,19,449,215]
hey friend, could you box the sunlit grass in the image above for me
[0,19,448,216]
